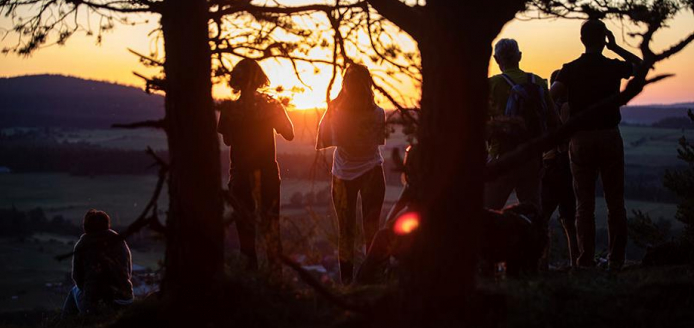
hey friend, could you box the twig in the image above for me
[280,254,367,314]
[55,147,168,261]
[112,119,165,130]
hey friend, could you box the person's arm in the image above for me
[273,100,295,141]
[72,238,84,289]
[316,102,336,150]
[606,29,642,73]
[217,101,233,146]
[541,77,560,130]
[376,106,386,146]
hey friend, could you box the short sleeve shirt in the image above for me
[555,53,633,130]
[487,68,553,157]
[217,93,292,171]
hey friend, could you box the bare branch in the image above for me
[367,0,422,39]
[211,0,367,19]
[55,146,168,261]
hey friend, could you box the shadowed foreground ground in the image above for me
[1,265,692,328]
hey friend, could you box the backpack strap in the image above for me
[528,73,536,84]
[500,74,516,87]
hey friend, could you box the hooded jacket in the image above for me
[72,229,133,304]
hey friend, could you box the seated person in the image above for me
[63,209,134,316]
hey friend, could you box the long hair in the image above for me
[229,59,270,93]
[334,63,375,111]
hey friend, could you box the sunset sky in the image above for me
[1,3,693,110]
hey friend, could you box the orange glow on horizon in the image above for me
[1,7,692,107]
[393,212,421,236]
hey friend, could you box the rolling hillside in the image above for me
[0,75,164,128]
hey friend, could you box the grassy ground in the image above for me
[1,265,692,328]
[0,235,163,313]
[493,265,694,328]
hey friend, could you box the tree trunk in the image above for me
[401,4,515,325]
[160,0,224,295]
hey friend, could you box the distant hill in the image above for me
[0,75,164,128]
[0,74,690,128]
[621,103,694,125]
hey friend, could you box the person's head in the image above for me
[83,209,111,234]
[550,69,562,85]
[581,19,607,51]
[494,39,522,71]
[337,63,374,108]
[229,59,270,94]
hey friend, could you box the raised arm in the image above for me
[273,101,295,141]
[316,102,336,150]
[606,30,643,69]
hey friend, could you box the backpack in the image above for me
[501,73,549,140]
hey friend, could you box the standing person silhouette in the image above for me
[540,69,579,269]
[551,19,642,270]
[317,64,386,285]
[486,38,559,210]
[217,59,295,277]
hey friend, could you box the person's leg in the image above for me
[570,133,599,267]
[599,129,628,269]
[540,158,562,269]
[359,165,386,252]
[484,171,516,210]
[515,157,542,210]
[557,153,579,267]
[260,165,283,277]
[332,175,359,285]
[231,170,259,271]
[62,286,80,317]
[355,228,396,284]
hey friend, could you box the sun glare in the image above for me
[393,212,421,236]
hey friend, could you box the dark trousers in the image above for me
[230,164,282,275]
[332,165,386,284]
[485,157,542,210]
[541,152,578,267]
[570,128,627,267]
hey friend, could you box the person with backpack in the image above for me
[217,59,295,277]
[316,63,386,285]
[550,20,642,270]
[486,38,559,210]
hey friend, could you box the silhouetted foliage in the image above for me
[664,110,694,243]
[628,209,673,249]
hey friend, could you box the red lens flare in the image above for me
[393,212,420,235]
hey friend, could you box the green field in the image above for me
[0,124,690,314]
[621,125,694,167]
[0,173,168,226]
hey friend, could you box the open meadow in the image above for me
[0,121,691,314]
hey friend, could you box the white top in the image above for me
[332,144,384,180]
[317,104,386,180]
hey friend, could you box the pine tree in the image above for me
[664,110,694,244]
